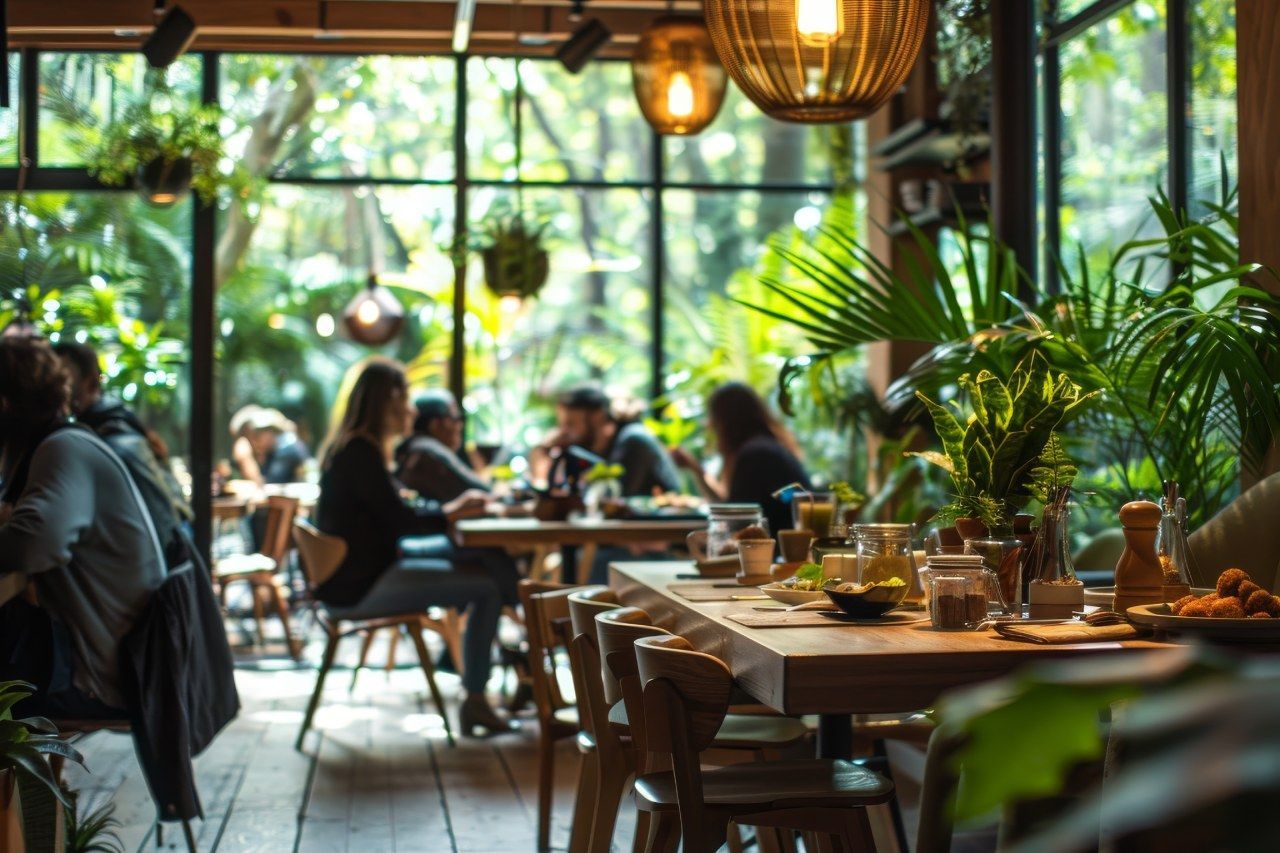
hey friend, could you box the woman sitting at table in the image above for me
[315,357,513,736]
[0,338,166,719]
[673,381,811,536]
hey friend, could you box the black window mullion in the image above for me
[1166,0,1190,216]
[1043,40,1063,294]
[20,47,37,168]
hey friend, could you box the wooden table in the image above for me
[0,571,25,607]
[457,517,704,584]
[609,561,1180,757]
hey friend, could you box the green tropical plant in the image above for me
[583,462,625,484]
[478,210,551,301]
[0,681,84,808]
[911,352,1095,532]
[65,796,124,853]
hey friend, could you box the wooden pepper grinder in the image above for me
[1114,500,1165,613]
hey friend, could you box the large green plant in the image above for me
[913,352,1094,531]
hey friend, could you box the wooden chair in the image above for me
[595,607,814,853]
[565,588,632,853]
[292,519,455,749]
[215,495,302,659]
[633,634,894,853]
[519,579,582,852]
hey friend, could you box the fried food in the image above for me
[1178,597,1213,617]
[1245,589,1273,615]
[1216,568,1250,598]
[1170,594,1197,615]
[1238,581,1263,605]
[1251,611,1274,619]
[1209,597,1246,619]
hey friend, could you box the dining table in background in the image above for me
[456,516,705,584]
[609,561,1181,759]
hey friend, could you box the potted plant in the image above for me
[479,212,550,302]
[582,462,626,519]
[85,95,251,208]
[1,681,85,850]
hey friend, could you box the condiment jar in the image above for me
[852,523,921,598]
[705,504,768,558]
[930,574,986,630]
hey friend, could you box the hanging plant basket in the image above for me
[482,244,549,301]
[137,156,194,207]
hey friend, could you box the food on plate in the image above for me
[1215,568,1249,598]
[1167,569,1280,619]
[781,562,839,591]
[833,576,907,594]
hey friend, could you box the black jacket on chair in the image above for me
[117,533,240,822]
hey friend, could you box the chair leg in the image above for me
[351,628,376,692]
[642,811,679,853]
[834,810,876,853]
[250,582,268,648]
[268,579,301,661]
[536,731,557,852]
[587,748,632,853]
[567,746,601,853]
[297,631,340,751]
[384,628,401,674]
[441,609,465,678]
[182,819,197,852]
[407,623,456,748]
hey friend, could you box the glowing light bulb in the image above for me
[355,297,382,326]
[795,0,842,45]
[666,71,695,119]
[315,313,336,337]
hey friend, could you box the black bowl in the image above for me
[824,582,909,619]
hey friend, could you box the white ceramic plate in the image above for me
[1127,603,1280,642]
[758,583,828,607]
[1085,586,1214,609]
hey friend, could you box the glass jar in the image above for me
[791,491,835,537]
[964,536,1024,616]
[930,574,987,630]
[852,523,919,594]
[706,504,768,558]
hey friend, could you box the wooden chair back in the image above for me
[566,588,620,740]
[595,607,666,711]
[261,495,301,564]
[292,519,348,590]
[519,579,578,717]
[634,634,734,849]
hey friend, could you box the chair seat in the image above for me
[214,553,277,578]
[712,713,810,749]
[634,759,894,812]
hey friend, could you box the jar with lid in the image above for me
[852,523,921,600]
[704,503,768,558]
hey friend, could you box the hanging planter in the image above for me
[136,155,194,207]
[702,0,930,123]
[631,16,727,136]
[480,215,550,302]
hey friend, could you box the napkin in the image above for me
[993,621,1149,644]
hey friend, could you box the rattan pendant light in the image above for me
[702,0,931,123]
[631,15,727,135]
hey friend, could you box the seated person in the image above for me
[536,384,680,498]
[397,389,489,503]
[0,339,166,718]
[54,341,192,548]
[229,405,311,486]
[673,382,811,537]
[314,357,513,736]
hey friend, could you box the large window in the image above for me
[1042,0,1238,283]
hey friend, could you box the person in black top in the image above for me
[672,382,812,537]
[314,358,513,736]
[396,390,489,504]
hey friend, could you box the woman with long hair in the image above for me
[314,357,512,736]
[673,381,811,536]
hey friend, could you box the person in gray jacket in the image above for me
[0,338,165,716]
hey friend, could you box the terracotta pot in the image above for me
[1,769,23,853]
[953,517,989,541]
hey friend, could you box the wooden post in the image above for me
[990,0,1038,289]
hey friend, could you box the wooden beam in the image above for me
[1237,0,1280,293]
[990,0,1037,286]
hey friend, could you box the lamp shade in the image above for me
[631,16,727,136]
[702,0,930,123]
[341,274,405,346]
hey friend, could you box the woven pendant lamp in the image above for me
[702,0,931,123]
[632,15,728,135]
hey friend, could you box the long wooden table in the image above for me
[457,517,704,584]
[610,561,1180,756]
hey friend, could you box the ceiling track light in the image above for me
[557,18,611,74]
[453,0,477,54]
[142,1,197,69]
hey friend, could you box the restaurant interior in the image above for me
[1,0,1277,851]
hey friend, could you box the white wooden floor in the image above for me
[63,629,627,853]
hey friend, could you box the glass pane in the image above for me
[38,53,202,167]
[463,187,653,449]
[2,192,192,467]
[219,55,456,181]
[661,189,862,477]
[216,184,455,463]
[465,57,652,183]
[1057,1,1168,273]
[1053,0,1105,24]
[0,55,19,166]
[663,85,839,186]
[1188,0,1237,211]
